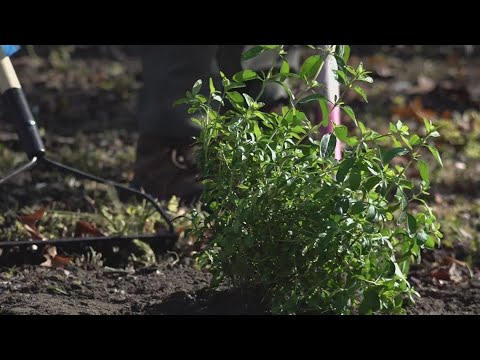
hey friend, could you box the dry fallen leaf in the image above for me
[52,255,74,267]
[392,97,438,122]
[18,207,47,240]
[74,220,105,237]
[40,245,57,267]
[41,245,73,268]
[19,207,46,226]
[410,97,438,119]
[23,224,45,240]
[431,266,450,281]
[430,255,472,283]
[448,263,463,283]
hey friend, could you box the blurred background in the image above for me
[1,45,480,313]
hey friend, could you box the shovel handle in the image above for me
[0,54,45,159]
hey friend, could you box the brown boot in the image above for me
[131,135,203,204]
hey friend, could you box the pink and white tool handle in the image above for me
[318,45,342,160]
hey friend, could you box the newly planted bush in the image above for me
[181,45,442,314]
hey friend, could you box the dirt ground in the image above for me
[0,261,267,315]
[2,45,480,315]
[0,261,479,315]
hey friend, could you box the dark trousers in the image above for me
[136,45,295,141]
[137,45,244,141]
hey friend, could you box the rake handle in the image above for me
[0,54,46,159]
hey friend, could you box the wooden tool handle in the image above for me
[0,55,45,159]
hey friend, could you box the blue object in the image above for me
[0,45,21,58]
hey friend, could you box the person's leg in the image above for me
[133,45,218,203]
[217,45,301,112]
[216,45,243,78]
[137,45,218,140]
[132,45,298,203]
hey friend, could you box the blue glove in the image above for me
[0,45,21,58]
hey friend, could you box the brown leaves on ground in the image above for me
[18,209,106,240]
[74,220,105,237]
[41,245,73,268]
[16,209,108,267]
[430,256,472,284]
[392,97,440,122]
[18,207,47,240]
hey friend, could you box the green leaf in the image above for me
[335,70,348,84]
[334,125,348,142]
[401,135,412,150]
[209,78,216,95]
[173,98,187,106]
[415,230,429,248]
[226,91,245,111]
[349,168,361,191]
[341,45,351,63]
[291,125,307,135]
[345,136,359,147]
[299,93,325,104]
[396,189,408,212]
[266,144,277,161]
[427,145,443,167]
[233,70,259,83]
[359,289,381,315]
[319,98,330,127]
[353,86,368,102]
[351,202,366,215]
[361,76,373,84]
[243,93,255,108]
[192,79,202,96]
[381,147,409,165]
[399,179,413,189]
[418,159,430,185]
[358,121,367,134]
[409,134,421,146]
[261,45,280,49]
[366,205,377,221]
[241,46,266,61]
[425,234,436,249]
[392,137,402,148]
[423,118,433,133]
[407,213,417,235]
[320,133,336,158]
[336,157,355,182]
[225,82,246,91]
[396,120,404,132]
[346,65,356,75]
[279,82,295,104]
[341,106,356,124]
[357,62,364,73]
[300,55,324,82]
[253,122,262,139]
[363,176,381,192]
[335,197,350,215]
[280,60,290,74]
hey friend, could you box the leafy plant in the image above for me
[185,45,442,314]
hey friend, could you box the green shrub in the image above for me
[181,45,442,314]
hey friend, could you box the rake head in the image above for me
[0,45,177,254]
